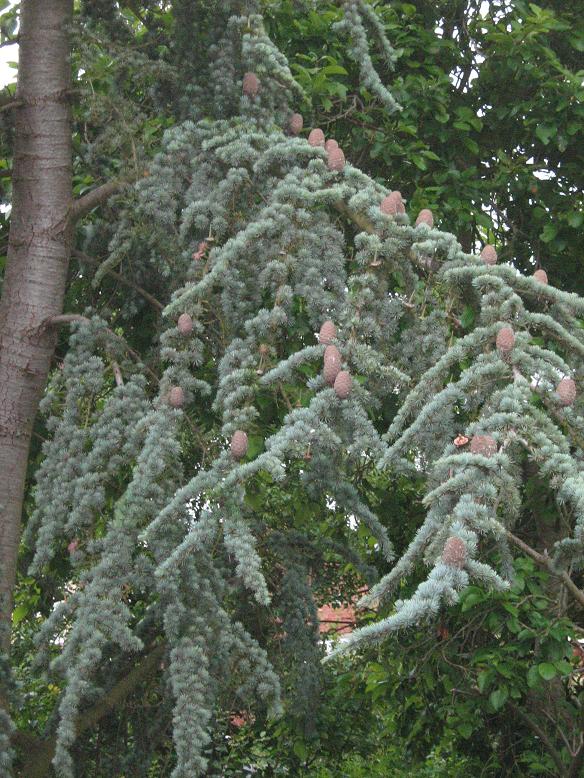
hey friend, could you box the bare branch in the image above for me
[69,179,130,224]
[506,530,584,610]
[0,99,21,114]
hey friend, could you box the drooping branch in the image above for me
[73,249,163,311]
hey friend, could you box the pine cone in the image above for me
[442,537,466,568]
[496,326,515,355]
[415,209,433,227]
[323,344,341,385]
[334,370,352,399]
[470,435,497,457]
[308,128,325,147]
[319,320,337,345]
[380,191,405,215]
[177,313,194,336]
[327,147,345,172]
[231,430,248,459]
[557,377,576,406]
[242,72,260,97]
[288,113,303,135]
[324,344,341,364]
[480,245,497,266]
[168,386,185,408]
[533,269,548,284]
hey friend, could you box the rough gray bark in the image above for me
[0,0,74,654]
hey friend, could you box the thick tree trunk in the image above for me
[0,0,73,654]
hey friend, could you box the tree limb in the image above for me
[334,200,434,271]
[17,643,165,778]
[43,314,160,383]
[69,179,130,224]
[73,249,163,312]
[505,530,584,610]
[0,99,21,114]
[508,701,566,776]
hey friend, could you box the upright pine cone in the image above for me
[480,245,497,266]
[470,435,497,457]
[318,320,337,345]
[168,386,185,408]
[496,326,515,355]
[323,344,341,385]
[231,430,248,459]
[415,209,433,227]
[533,269,548,284]
[557,377,576,406]
[177,313,194,336]
[334,370,352,399]
[442,537,467,568]
[327,147,345,172]
[288,113,303,135]
[308,128,325,147]
[242,72,260,97]
[380,191,405,216]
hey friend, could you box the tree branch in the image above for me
[508,701,566,776]
[17,643,165,778]
[0,99,21,114]
[69,179,130,224]
[73,249,163,312]
[334,200,434,271]
[43,314,160,383]
[505,530,584,610]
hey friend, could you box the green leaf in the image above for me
[527,665,541,688]
[489,687,509,711]
[12,603,29,627]
[460,305,475,331]
[293,740,307,761]
[535,124,557,145]
[477,669,493,693]
[537,662,557,681]
[540,223,558,243]
[457,720,473,738]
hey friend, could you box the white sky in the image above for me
[0,0,17,89]
[0,44,17,89]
